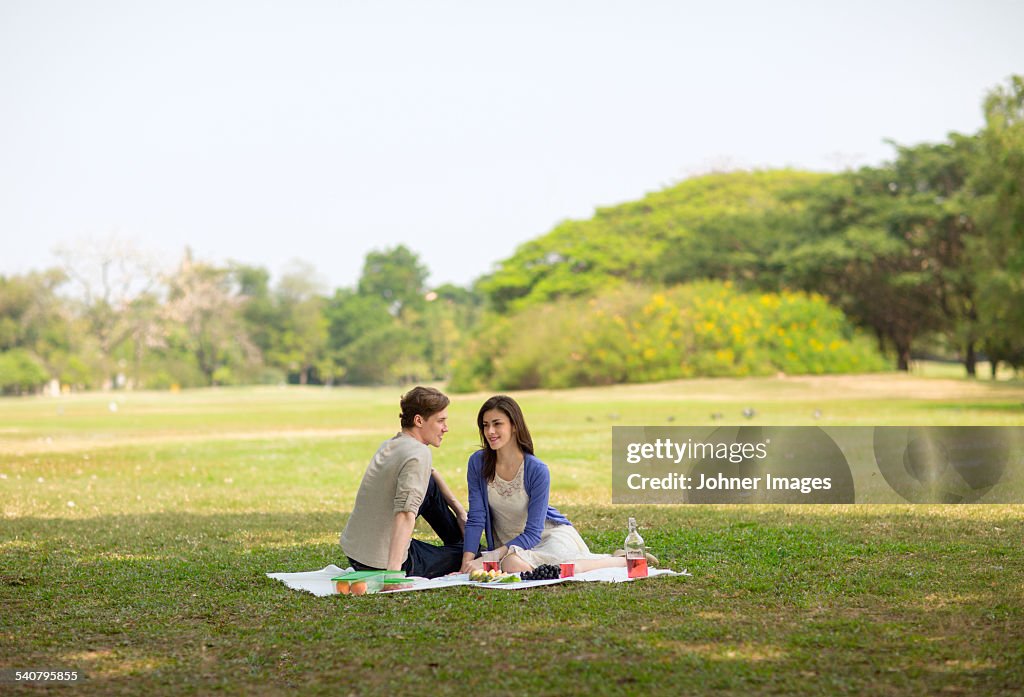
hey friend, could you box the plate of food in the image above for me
[468,569,521,584]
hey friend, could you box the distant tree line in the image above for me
[471,75,1024,380]
[1,76,1021,394]
[0,243,480,394]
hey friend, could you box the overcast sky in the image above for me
[2,0,1022,292]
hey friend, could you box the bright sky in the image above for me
[2,1,1022,292]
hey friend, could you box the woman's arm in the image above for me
[459,551,482,573]
[459,545,509,573]
[462,454,487,556]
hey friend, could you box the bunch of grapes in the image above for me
[520,564,560,581]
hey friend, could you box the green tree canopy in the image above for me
[968,75,1024,374]
[358,245,429,317]
[476,170,827,313]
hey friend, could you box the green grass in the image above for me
[2,373,1023,695]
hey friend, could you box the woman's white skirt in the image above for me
[505,520,610,567]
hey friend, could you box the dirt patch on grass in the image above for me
[791,374,1024,400]
[549,374,1024,403]
[0,428,378,456]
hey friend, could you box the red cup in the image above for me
[559,562,575,578]
[626,557,648,579]
[482,560,500,572]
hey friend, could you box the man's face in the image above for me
[419,408,449,447]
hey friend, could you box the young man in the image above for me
[340,386,466,578]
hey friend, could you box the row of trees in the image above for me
[0,244,479,394]
[2,76,1021,394]
[473,76,1024,377]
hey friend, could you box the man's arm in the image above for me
[387,510,416,571]
[431,467,467,534]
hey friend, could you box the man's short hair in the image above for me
[399,386,450,428]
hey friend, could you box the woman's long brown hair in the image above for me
[477,395,535,483]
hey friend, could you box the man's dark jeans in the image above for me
[347,475,463,579]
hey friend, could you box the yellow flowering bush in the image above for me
[448,281,887,391]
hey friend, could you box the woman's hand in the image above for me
[460,557,483,574]
[455,507,468,536]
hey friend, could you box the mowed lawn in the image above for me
[1,373,1023,696]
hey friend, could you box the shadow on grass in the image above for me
[920,401,1024,413]
[2,508,1023,696]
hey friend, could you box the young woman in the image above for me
[460,395,634,575]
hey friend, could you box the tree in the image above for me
[269,261,332,385]
[477,170,826,313]
[357,245,429,317]
[233,263,277,359]
[325,288,393,352]
[886,136,981,375]
[475,219,642,313]
[0,348,50,395]
[0,269,76,385]
[967,75,1024,376]
[54,236,162,388]
[326,246,439,385]
[785,167,949,371]
[340,323,428,385]
[123,291,166,389]
[0,269,67,351]
[162,250,259,385]
[420,283,483,380]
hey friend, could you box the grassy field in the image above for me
[2,373,1023,695]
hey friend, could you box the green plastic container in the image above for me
[380,577,418,592]
[331,570,405,595]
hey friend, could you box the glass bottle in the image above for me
[624,517,648,578]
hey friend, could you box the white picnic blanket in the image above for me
[267,565,689,597]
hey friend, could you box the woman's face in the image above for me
[481,408,515,451]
